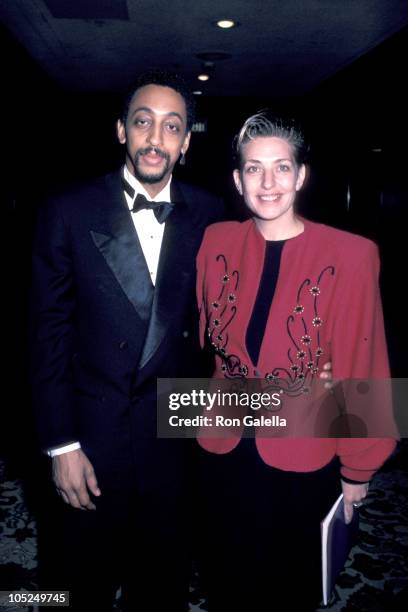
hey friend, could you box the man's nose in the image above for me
[147,122,162,147]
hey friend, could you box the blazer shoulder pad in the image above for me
[310,221,379,261]
[202,220,243,247]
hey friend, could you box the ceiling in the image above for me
[1,0,407,96]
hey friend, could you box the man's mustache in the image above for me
[136,146,169,161]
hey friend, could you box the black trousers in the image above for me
[37,437,193,612]
[195,439,342,612]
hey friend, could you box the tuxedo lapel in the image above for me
[138,181,198,369]
[90,172,153,324]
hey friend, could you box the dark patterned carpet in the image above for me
[1,443,407,612]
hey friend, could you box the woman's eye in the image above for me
[246,166,260,173]
[278,164,291,172]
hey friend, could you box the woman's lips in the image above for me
[258,194,281,202]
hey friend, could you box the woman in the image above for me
[195,112,396,611]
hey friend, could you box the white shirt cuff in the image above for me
[47,442,81,457]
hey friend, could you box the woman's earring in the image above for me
[179,151,186,166]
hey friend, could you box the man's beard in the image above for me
[132,146,171,184]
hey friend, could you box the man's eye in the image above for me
[134,118,150,127]
[166,123,180,133]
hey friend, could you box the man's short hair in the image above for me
[121,69,196,131]
[233,110,309,168]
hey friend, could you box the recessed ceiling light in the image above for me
[216,19,237,29]
[198,74,210,81]
[193,91,203,95]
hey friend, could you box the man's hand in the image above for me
[52,448,101,510]
[319,361,333,389]
[341,480,369,524]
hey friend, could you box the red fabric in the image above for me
[196,218,396,481]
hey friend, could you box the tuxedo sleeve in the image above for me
[331,240,397,481]
[30,197,78,451]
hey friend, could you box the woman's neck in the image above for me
[255,214,304,241]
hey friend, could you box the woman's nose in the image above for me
[262,169,276,190]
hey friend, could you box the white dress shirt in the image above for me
[123,165,171,285]
[48,166,173,457]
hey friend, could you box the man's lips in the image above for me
[136,147,168,167]
[141,152,166,166]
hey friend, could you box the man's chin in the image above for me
[133,169,168,185]
[133,160,170,185]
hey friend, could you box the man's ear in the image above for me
[296,164,306,191]
[233,169,243,195]
[181,130,191,156]
[117,119,126,145]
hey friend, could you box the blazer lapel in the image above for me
[138,181,198,369]
[90,171,153,324]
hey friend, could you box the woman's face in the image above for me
[233,136,305,225]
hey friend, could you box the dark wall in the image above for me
[305,27,407,376]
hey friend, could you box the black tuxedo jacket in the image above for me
[30,169,223,469]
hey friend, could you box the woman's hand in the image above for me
[341,480,369,524]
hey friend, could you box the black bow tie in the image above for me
[132,193,174,224]
[122,176,174,224]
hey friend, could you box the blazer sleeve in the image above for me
[30,197,78,451]
[331,240,397,481]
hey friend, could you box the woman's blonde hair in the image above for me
[233,111,308,168]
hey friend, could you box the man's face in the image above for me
[117,84,191,194]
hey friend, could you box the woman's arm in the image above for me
[331,239,397,517]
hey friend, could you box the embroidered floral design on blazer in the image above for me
[265,266,335,396]
[207,254,248,378]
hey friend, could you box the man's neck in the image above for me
[144,182,168,198]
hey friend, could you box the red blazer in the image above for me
[196,218,396,481]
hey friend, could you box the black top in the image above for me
[246,240,286,366]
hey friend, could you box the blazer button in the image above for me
[182,330,189,338]
[119,341,128,350]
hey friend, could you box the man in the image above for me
[31,70,223,611]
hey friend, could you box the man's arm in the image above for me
[31,197,78,449]
[31,197,100,509]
